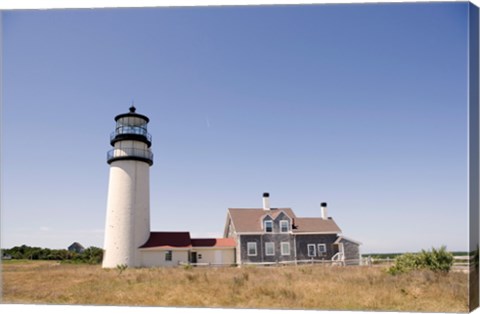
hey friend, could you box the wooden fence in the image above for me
[178,255,475,269]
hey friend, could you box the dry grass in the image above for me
[1,260,469,312]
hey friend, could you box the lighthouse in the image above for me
[102,106,153,268]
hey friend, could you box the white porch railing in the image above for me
[331,252,345,266]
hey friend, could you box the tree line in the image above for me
[1,245,103,264]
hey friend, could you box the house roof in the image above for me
[293,217,342,233]
[227,208,295,233]
[334,235,362,245]
[191,238,236,248]
[227,208,341,234]
[140,232,192,248]
[139,232,236,249]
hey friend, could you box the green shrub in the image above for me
[116,264,128,275]
[419,246,453,273]
[387,253,423,275]
[388,246,454,275]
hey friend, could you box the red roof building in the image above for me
[140,231,236,249]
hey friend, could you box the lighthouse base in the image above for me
[102,160,150,268]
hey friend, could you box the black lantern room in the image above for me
[107,106,153,166]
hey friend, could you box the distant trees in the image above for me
[1,245,103,264]
[80,246,104,264]
[388,246,454,275]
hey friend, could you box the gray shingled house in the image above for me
[223,193,361,266]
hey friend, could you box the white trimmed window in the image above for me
[265,242,275,256]
[281,242,290,256]
[280,220,289,233]
[247,242,257,256]
[307,244,316,257]
[264,220,273,232]
[318,244,327,255]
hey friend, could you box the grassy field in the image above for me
[1,260,469,312]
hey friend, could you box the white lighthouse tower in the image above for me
[102,106,153,268]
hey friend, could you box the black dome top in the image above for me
[114,106,149,123]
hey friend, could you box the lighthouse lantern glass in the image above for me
[116,116,149,137]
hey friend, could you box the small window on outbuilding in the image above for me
[307,244,316,257]
[165,250,172,261]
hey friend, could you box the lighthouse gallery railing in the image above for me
[110,126,152,142]
[107,148,154,162]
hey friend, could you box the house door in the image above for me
[215,250,223,265]
[191,252,197,264]
[332,243,345,261]
[336,243,345,259]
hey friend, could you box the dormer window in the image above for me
[264,220,273,232]
[280,220,289,233]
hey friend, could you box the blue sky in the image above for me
[1,2,472,253]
